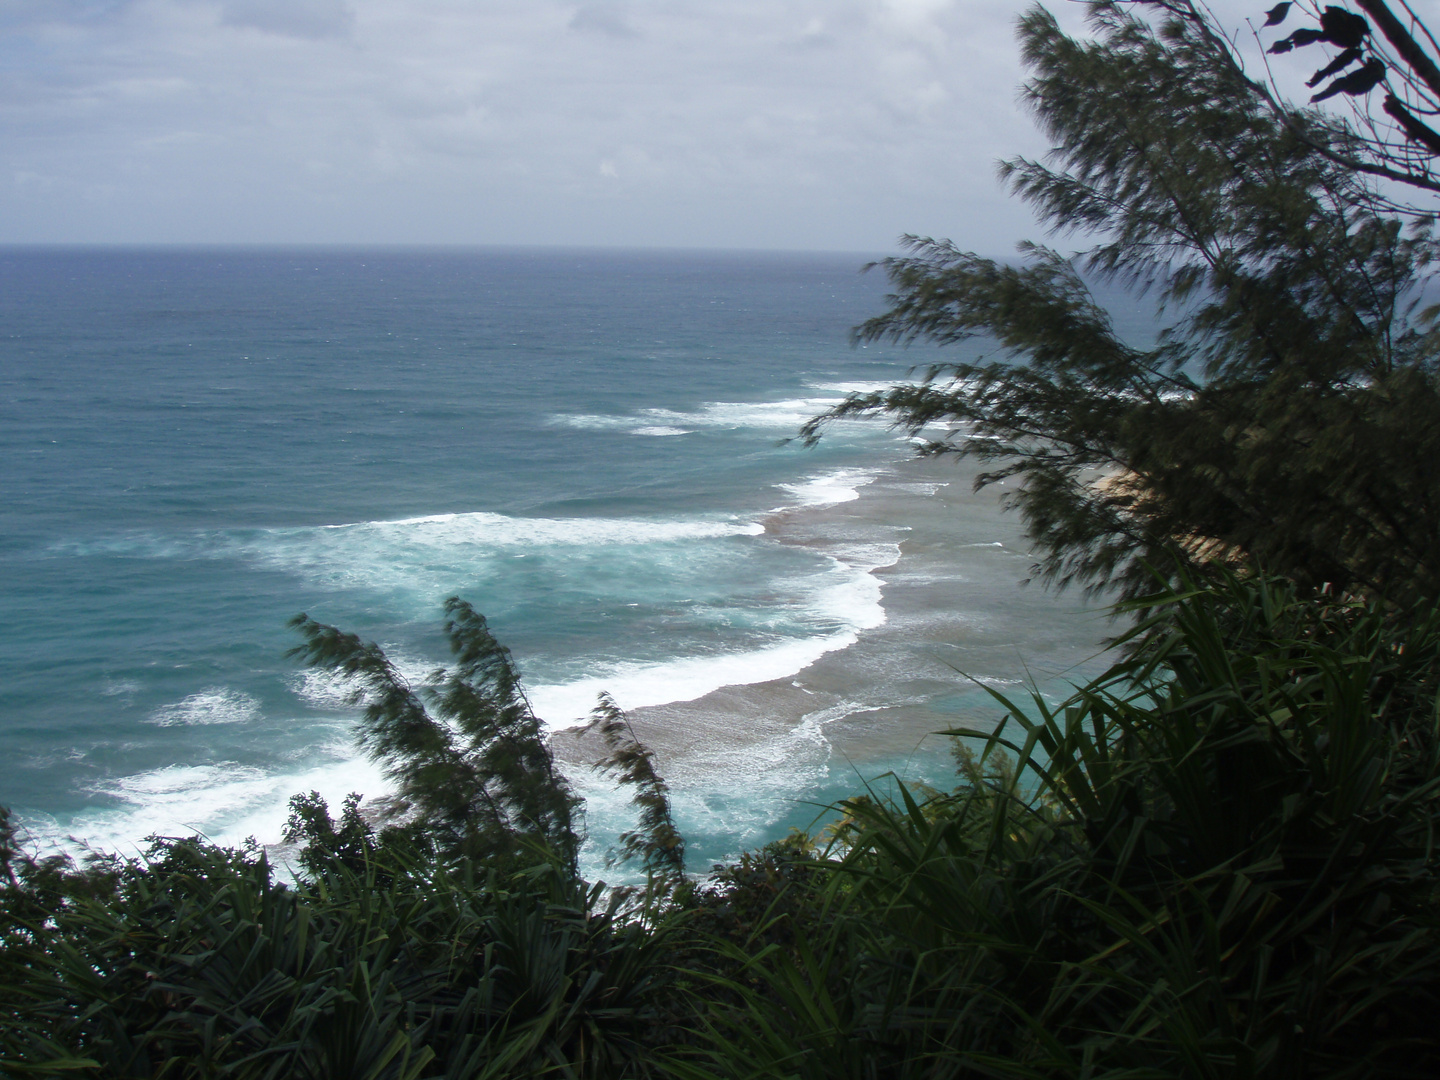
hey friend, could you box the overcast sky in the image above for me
[0,0,1283,253]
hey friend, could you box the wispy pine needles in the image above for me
[287,596,583,875]
[582,692,686,887]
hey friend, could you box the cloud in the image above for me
[0,0,130,30]
[217,0,353,40]
[0,0,1048,251]
[569,4,639,40]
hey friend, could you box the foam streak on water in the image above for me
[45,753,393,858]
[533,629,864,727]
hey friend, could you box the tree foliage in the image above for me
[803,1,1440,603]
[681,573,1440,1079]
[582,693,686,886]
[1115,2,1440,204]
[283,790,378,879]
[1251,0,1440,199]
[288,596,583,874]
[0,836,684,1078]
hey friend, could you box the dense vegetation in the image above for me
[5,2,1440,1076]
[5,572,1439,1077]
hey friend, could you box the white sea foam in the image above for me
[530,541,899,726]
[529,631,862,727]
[28,750,393,860]
[28,536,902,862]
[270,512,766,590]
[56,511,765,566]
[314,511,761,547]
[804,379,916,395]
[811,541,899,623]
[549,390,893,437]
[885,480,948,496]
[775,469,876,507]
[791,699,874,743]
[289,668,360,711]
[573,691,858,881]
[174,511,769,597]
[660,701,856,863]
[276,532,899,732]
[289,651,441,711]
[148,687,261,727]
[547,375,926,440]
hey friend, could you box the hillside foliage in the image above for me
[5,573,1439,1077]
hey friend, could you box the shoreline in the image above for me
[19,454,1111,869]
[552,453,1111,822]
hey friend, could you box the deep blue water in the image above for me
[0,246,1111,875]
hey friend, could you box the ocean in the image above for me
[0,246,1112,879]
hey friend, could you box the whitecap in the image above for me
[29,751,393,860]
[313,511,760,547]
[775,468,877,507]
[288,651,441,710]
[545,414,641,431]
[54,511,766,567]
[148,687,261,727]
[530,542,899,726]
[549,391,890,436]
[571,690,856,881]
[809,541,899,625]
[804,379,918,395]
[529,631,863,728]
[288,668,360,711]
[73,511,769,600]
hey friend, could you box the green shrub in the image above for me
[680,573,1440,1079]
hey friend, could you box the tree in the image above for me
[287,599,685,886]
[582,693,686,886]
[1124,2,1440,204]
[687,572,1440,1077]
[803,0,1440,603]
[288,596,585,872]
[1252,0,1440,199]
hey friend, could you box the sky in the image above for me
[0,0,1305,253]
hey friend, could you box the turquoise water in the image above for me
[0,247,1110,876]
